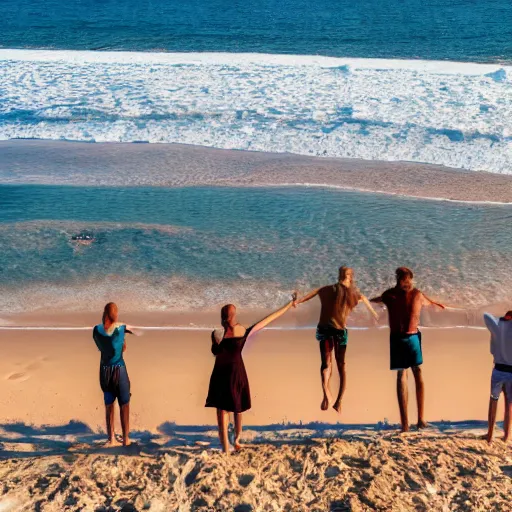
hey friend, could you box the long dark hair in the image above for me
[396,267,414,292]
[335,266,360,315]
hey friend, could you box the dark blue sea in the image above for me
[2,0,512,62]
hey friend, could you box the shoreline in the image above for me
[0,303,505,329]
[2,140,512,203]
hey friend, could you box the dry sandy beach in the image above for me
[1,324,512,510]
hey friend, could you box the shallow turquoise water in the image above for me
[0,185,510,314]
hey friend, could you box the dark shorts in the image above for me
[491,367,512,400]
[100,365,131,406]
[316,325,348,347]
[390,331,423,370]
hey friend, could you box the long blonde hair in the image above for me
[335,266,359,316]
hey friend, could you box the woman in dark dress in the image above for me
[206,294,297,453]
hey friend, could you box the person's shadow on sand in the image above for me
[0,419,493,460]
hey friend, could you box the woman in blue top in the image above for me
[93,302,135,446]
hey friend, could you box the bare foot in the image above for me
[400,426,410,434]
[503,436,510,444]
[417,420,429,430]
[321,395,330,411]
[333,400,342,414]
[122,438,131,447]
[104,438,121,447]
[486,433,493,445]
[234,439,242,451]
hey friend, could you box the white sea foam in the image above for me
[1,49,509,74]
[1,50,511,174]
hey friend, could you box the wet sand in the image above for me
[2,140,512,203]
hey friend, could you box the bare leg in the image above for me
[234,413,243,450]
[397,370,409,433]
[120,403,130,446]
[333,344,347,414]
[216,409,229,453]
[487,397,498,444]
[412,366,427,428]
[504,388,511,442]
[319,339,334,410]
[105,404,116,445]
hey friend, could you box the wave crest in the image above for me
[1,50,511,174]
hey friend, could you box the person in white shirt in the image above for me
[484,310,512,444]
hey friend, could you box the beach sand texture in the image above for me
[1,326,512,510]
[2,140,512,204]
[1,430,512,511]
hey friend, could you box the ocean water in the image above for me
[0,0,511,322]
[1,0,512,174]
[1,51,511,174]
[2,0,511,62]
[0,184,511,317]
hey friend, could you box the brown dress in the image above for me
[205,326,253,413]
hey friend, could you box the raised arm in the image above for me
[483,313,500,337]
[359,295,379,321]
[247,294,296,339]
[296,288,321,305]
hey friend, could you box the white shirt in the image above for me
[484,313,512,366]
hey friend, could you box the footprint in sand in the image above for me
[6,372,30,382]
[5,357,49,382]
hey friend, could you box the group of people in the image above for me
[92,266,512,452]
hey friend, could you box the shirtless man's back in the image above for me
[371,267,444,432]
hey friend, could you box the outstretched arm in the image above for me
[123,325,141,353]
[421,293,445,309]
[359,295,379,321]
[248,294,296,339]
[296,288,321,305]
[125,325,142,336]
[369,295,383,304]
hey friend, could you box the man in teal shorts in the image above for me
[371,267,445,432]
[296,266,378,414]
